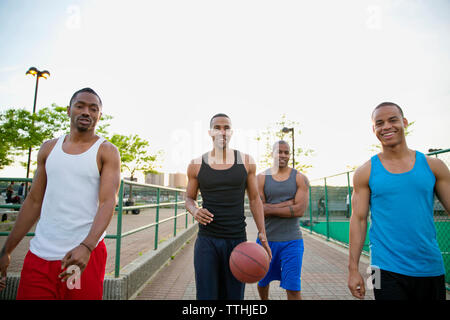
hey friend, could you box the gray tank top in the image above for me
[263,168,302,241]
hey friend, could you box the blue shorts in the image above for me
[256,238,304,291]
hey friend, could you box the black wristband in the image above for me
[80,242,93,253]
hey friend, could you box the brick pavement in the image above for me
[3,209,447,300]
[134,217,375,300]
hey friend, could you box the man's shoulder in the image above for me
[235,150,256,166]
[294,168,305,177]
[294,170,310,187]
[38,138,59,158]
[42,137,59,148]
[98,138,120,162]
[187,155,204,178]
[424,153,448,177]
[189,155,204,166]
[353,159,372,186]
[99,139,119,153]
[423,152,443,166]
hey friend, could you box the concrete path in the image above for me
[134,217,375,300]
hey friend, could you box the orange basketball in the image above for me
[229,241,270,283]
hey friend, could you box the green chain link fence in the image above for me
[300,148,450,288]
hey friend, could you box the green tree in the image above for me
[109,134,162,201]
[0,107,64,169]
[0,104,112,170]
[255,114,314,173]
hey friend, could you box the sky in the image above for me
[1,0,449,183]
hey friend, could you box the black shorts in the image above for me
[194,235,246,300]
[373,268,445,300]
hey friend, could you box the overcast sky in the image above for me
[1,0,449,182]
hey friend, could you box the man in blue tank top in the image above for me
[348,102,449,300]
[256,141,310,300]
[185,113,272,300]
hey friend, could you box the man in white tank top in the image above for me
[0,88,121,300]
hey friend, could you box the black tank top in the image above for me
[197,149,247,239]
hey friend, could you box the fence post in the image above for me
[309,185,313,233]
[324,178,329,240]
[114,180,124,278]
[174,191,178,237]
[346,171,352,219]
[154,188,160,250]
[186,193,189,228]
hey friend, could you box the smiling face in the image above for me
[67,92,102,133]
[372,105,408,148]
[272,141,290,169]
[209,116,232,150]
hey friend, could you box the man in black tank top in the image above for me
[186,113,271,300]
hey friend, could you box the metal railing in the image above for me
[107,180,198,277]
[0,178,198,278]
[300,148,450,286]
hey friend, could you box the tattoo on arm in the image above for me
[302,174,310,188]
[289,205,294,217]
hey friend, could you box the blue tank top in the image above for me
[369,151,444,276]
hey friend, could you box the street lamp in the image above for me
[281,127,295,168]
[25,67,50,187]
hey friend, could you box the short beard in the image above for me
[76,125,89,132]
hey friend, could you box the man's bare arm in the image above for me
[0,139,56,290]
[427,157,450,214]
[264,199,294,208]
[264,173,310,218]
[246,155,271,259]
[81,143,121,250]
[1,140,54,255]
[185,160,213,225]
[348,161,371,299]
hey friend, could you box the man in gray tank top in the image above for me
[256,140,310,300]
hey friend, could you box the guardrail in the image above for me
[106,180,199,277]
[0,177,199,278]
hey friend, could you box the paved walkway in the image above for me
[134,217,375,300]
[3,209,446,300]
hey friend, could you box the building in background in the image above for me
[145,172,165,186]
[168,173,187,188]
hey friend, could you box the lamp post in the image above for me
[25,67,50,187]
[281,127,295,168]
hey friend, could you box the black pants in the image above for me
[373,269,445,300]
[194,235,246,300]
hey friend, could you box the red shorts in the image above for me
[17,240,107,300]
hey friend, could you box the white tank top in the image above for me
[30,135,106,260]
